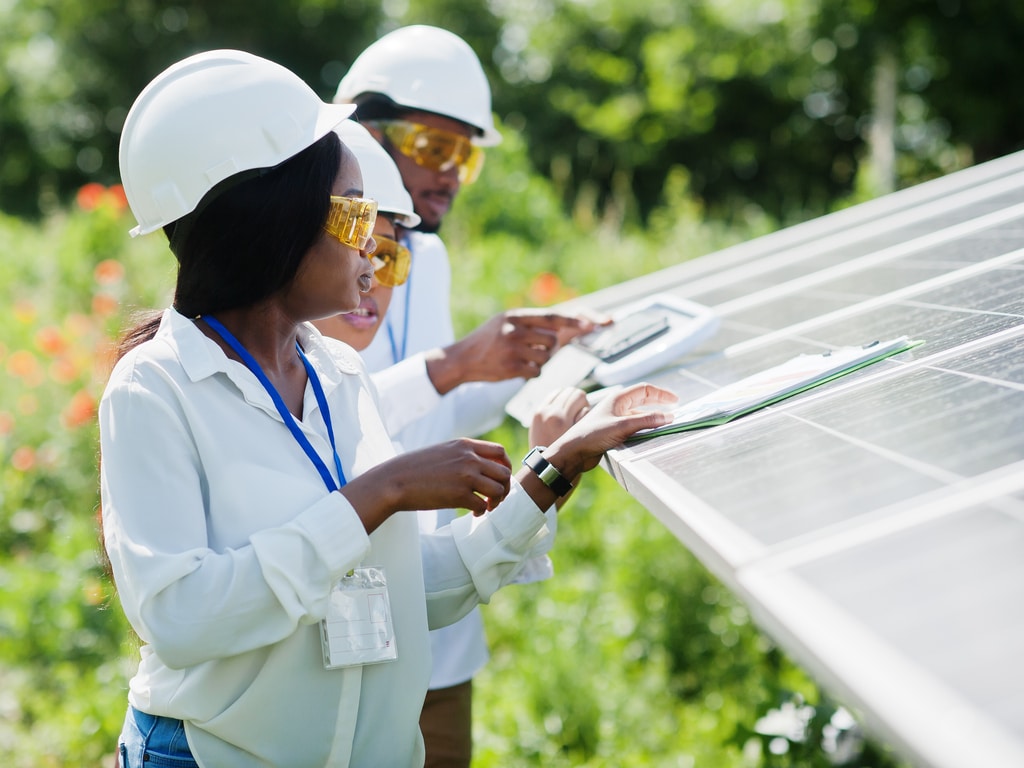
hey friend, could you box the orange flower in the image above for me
[528,272,568,305]
[0,412,14,435]
[92,293,119,317]
[63,389,97,429]
[35,326,67,356]
[11,446,36,472]
[50,357,79,384]
[82,578,107,606]
[94,259,125,286]
[7,350,38,378]
[106,184,128,211]
[77,182,107,211]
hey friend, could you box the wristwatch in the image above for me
[522,446,573,497]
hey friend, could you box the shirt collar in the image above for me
[158,308,361,388]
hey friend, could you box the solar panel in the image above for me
[589,149,1024,767]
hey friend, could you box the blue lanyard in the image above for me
[202,316,347,493]
[385,233,413,364]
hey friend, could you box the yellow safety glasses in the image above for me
[370,235,411,287]
[324,196,378,250]
[367,119,484,184]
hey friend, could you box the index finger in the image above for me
[466,438,513,470]
[507,310,596,331]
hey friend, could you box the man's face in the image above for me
[374,110,478,233]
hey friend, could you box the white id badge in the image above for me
[321,566,397,669]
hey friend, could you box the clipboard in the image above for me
[625,336,924,442]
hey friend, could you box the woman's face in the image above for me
[284,144,376,322]
[312,215,397,352]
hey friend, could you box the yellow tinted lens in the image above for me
[377,121,484,184]
[370,236,411,287]
[457,145,484,183]
[325,196,378,249]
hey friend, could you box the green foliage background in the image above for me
[3,0,1022,221]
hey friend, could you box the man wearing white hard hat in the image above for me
[334,25,594,768]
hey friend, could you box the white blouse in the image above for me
[362,231,529,690]
[100,308,554,767]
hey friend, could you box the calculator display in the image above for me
[575,310,671,363]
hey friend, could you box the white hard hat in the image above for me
[120,49,356,236]
[334,25,501,146]
[335,120,420,229]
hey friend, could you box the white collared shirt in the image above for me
[100,308,553,767]
[362,232,537,689]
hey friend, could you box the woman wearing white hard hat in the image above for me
[312,120,419,355]
[101,50,676,768]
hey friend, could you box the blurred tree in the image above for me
[0,0,387,218]
[810,0,1024,200]
[407,0,870,224]
[2,0,1022,225]
[406,0,1023,223]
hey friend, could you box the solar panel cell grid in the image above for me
[594,150,1024,766]
[787,506,1024,738]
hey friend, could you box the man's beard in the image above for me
[413,217,441,235]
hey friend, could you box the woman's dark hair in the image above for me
[352,94,407,123]
[168,130,342,318]
[114,130,343,357]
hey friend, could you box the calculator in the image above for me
[579,294,719,386]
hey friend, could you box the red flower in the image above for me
[529,272,567,305]
[35,326,67,356]
[11,446,36,472]
[63,390,97,429]
[93,259,125,286]
[76,183,106,211]
[106,184,128,211]
[92,293,119,317]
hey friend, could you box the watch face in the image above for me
[523,447,572,496]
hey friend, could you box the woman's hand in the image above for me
[548,382,678,478]
[342,438,512,533]
[528,387,591,448]
[516,383,678,510]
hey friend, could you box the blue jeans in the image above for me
[118,706,198,767]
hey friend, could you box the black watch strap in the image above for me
[522,446,573,497]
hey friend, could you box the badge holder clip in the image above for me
[321,566,397,669]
